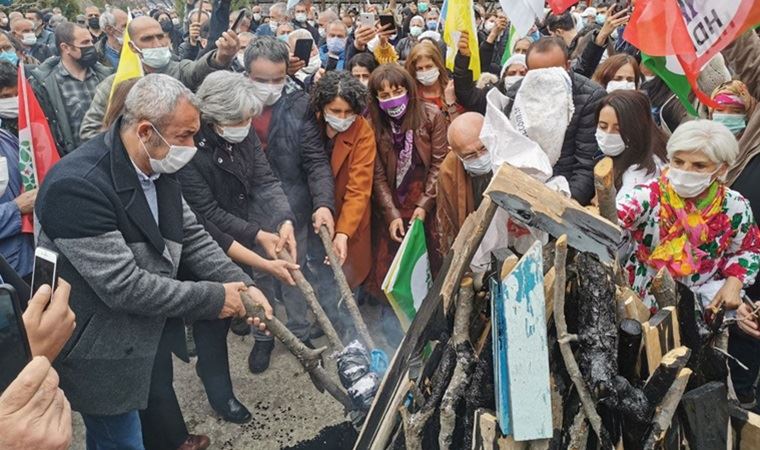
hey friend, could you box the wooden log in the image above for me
[240,292,352,410]
[317,225,375,349]
[618,319,642,384]
[593,157,618,223]
[642,367,693,449]
[617,287,651,323]
[442,196,498,313]
[644,346,691,404]
[485,163,626,263]
[439,279,477,449]
[543,267,556,324]
[730,403,760,450]
[679,381,728,450]
[277,249,343,350]
[652,268,678,310]
[567,410,589,450]
[643,307,681,376]
[552,236,611,447]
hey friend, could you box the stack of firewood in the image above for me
[351,161,760,450]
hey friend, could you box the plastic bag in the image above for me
[337,340,371,390]
[348,372,380,411]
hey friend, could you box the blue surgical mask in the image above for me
[529,30,541,42]
[326,36,347,53]
[713,112,747,135]
[426,20,438,31]
[277,34,289,42]
[0,50,18,66]
[595,13,606,25]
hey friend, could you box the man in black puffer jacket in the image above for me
[455,36,605,205]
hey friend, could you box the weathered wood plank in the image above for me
[652,268,678,310]
[618,286,651,323]
[730,404,760,450]
[485,163,625,262]
[643,307,681,375]
[472,409,550,450]
[643,367,693,449]
[499,241,553,440]
[679,381,728,450]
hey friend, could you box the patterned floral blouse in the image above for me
[618,177,760,309]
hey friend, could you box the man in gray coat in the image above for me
[79,15,239,142]
[35,74,273,449]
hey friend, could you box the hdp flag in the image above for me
[443,0,481,80]
[641,53,698,116]
[381,219,432,331]
[500,24,518,65]
[18,63,59,233]
[547,0,579,14]
[109,9,144,102]
[625,0,760,107]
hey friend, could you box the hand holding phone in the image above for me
[31,248,57,297]
[294,38,313,63]
[359,12,375,28]
[22,280,74,363]
[230,9,246,32]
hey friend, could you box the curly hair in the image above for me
[310,70,368,116]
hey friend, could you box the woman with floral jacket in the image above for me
[618,120,760,313]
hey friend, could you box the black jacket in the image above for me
[178,122,294,251]
[261,83,335,228]
[453,52,605,205]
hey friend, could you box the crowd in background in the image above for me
[0,0,759,449]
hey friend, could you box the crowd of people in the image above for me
[0,0,759,449]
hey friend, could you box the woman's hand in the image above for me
[708,276,744,313]
[264,259,299,285]
[410,207,426,224]
[457,31,470,57]
[332,233,348,265]
[737,301,760,339]
[597,8,630,46]
[389,218,405,242]
[444,80,457,105]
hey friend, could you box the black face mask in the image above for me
[77,45,99,68]
[160,20,173,33]
[88,17,100,29]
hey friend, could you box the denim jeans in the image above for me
[81,409,144,450]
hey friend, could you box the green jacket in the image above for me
[79,50,226,143]
[28,57,113,156]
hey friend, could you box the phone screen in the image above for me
[0,287,31,391]
[31,254,56,295]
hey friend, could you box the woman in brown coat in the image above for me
[309,71,376,334]
[366,64,449,296]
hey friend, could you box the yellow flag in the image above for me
[443,0,480,80]
[109,9,144,102]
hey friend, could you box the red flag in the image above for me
[547,0,578,15]
[18,63,59,233]
[625,0,760,107]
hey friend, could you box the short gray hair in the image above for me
[244,36,290,72]
[99,9,115,29]
[123,74,200,128]
[270,2,288,19]
[666,119,739,166]
[288,28,312,48]
[196,71,262,125]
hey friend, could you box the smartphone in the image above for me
[359,12,375,28]
[0,285,31,391]
[379,14,395,33]
[294,38,313,63]
[31,247,57,297]
[230,9,246,32]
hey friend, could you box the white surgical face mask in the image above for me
[606,80,636,93]
[484,21,496,32]
[253,13,262,21]
[138,124,197,174]
[409,25,423,37]
[460,151,492,176]
[269,21,278,32]
[644,75,655,83]
[0,156,8,197]
[415,67,439,86]
[325,113,356,133]
[595,128,626,156]
[301,54,321,74]
[295,12,308,23]
[0,96,18,118]
[318,26,326,38]
[21,32,36,46]
[138,45,172,69]
[251,80,284,106]
[667,167,719,199]
[236,52,244,66]
[503,75,523,90]
[219,123,251,143]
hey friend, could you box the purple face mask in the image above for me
[378,93,409,119]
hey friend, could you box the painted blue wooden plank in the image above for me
[490,276,511,436]
[502,241,553,441]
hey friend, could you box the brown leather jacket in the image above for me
[372,102,449,224]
